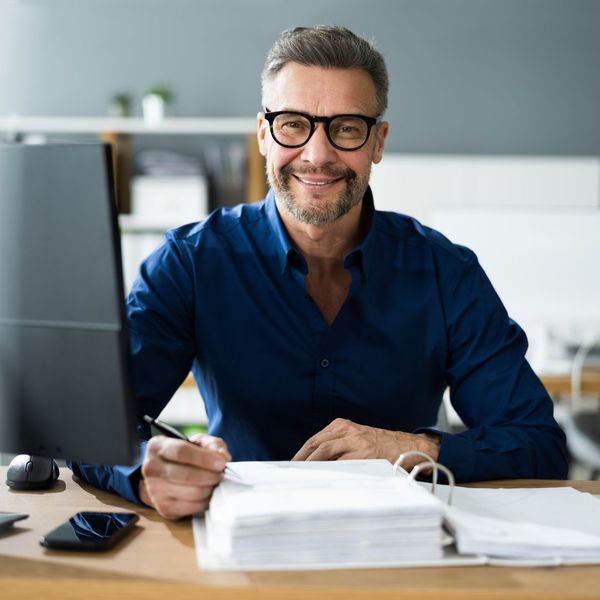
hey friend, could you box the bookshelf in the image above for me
[0,115,267,210]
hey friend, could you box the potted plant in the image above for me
[142,84,175,126]
[109,92,132,117]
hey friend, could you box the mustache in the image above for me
[280,164,357,181]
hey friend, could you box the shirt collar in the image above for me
[264,186,377,277]
[343,186,376,278]
[264,189,306,275]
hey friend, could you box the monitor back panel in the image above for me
[0,142,138,464]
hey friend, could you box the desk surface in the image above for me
[540,370,600,397]
[1,468,599,600]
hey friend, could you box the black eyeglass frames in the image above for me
[263,110,382,151]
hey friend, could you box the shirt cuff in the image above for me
[68,441,148,505]
[413,428,476,483]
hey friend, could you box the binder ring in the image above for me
[393,450,455,505]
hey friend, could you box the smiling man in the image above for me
[72,26,568,519]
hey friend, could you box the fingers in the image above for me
[141,479,218,520]
[292,418,424,465]
[142,477,217,520]
[190,433,232,461]
[293,418,357,461]
[295,437,350,461]
[141,435,230,520]
[146,436,228,473]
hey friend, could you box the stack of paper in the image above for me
[202,461,445,569]
[439,486,600,564]
[194,460,600,571]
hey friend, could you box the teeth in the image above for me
[297,177,335,186]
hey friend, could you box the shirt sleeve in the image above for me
[67,442,148,505]
[70,235,197,499]
[418,247,568,482]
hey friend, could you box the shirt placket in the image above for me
[290,258,364,431]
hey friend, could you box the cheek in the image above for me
[343,155,372,178]
[267,146,302,173]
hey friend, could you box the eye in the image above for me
[330,118,367,139]
[280,118,309,131]
[338,124,360,134]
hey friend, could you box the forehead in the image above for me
[265,63,378,115]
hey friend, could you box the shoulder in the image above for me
[374,209,477,271]
[164,200,268,248]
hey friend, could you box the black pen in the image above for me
[143,414,192,442]
[142,414,246,484]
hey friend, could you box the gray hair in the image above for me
[261,25,389,116]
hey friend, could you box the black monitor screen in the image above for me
[0,142,138,465]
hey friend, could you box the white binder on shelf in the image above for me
[192,456,600,571]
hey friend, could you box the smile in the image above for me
[293,175,344,187]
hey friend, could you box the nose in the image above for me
[299,123,338,167]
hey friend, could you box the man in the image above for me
[73,26,568,519]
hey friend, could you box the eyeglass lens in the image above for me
[271,113,370,149]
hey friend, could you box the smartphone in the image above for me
[40,511,139,551]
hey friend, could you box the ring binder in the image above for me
[393,450,456,505]
[193,460,600,571]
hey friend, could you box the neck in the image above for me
[276,199,367,273]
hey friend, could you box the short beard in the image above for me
[268,163,368,226]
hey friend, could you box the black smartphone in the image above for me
[39,511,139,551]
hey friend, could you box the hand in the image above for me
[292,418,440,471]
[139,433,231,520]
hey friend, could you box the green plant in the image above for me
[110,92,132,115]
[145,84,174,103]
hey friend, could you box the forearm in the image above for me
[434,425,568,483]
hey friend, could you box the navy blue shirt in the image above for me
[72,188,567,503]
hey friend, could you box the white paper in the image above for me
[201,460,445,570]
[193,461,600,571]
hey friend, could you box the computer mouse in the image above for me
[6,455,59,491]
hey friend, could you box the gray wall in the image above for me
[1,0,599,154]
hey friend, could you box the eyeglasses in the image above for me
[264,109,381,151]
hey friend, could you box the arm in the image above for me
[294,249,568,482]
[71,235,230,514]
[422,249,568,481]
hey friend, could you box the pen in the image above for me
[142,414,246,484]
[143,414,192,442]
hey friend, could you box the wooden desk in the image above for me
[1,469,599,600]
[540,370,600,398]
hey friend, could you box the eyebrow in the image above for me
[267,107,375,117]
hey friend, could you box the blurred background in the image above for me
[1,0,599,477]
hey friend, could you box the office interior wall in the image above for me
[370,155,600,223]
[370,153,600,381]
[1,0,599,155]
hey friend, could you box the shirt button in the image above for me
[320,358,330,368]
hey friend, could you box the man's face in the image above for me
[258,63,388,226]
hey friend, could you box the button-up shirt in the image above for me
[72,188,567,503]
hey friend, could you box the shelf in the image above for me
[0,115,257,136]
[0,114,267,212]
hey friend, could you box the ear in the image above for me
[257,112,269,157]
[372,121,389,165]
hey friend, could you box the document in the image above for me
[439,486,600,564]
[203,461,445,569]
[192,460,600,571]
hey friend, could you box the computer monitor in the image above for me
[0,141,138,465]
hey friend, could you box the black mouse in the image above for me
[6,455,59,491]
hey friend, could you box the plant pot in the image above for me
[142,94,166,126]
